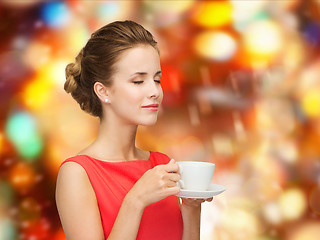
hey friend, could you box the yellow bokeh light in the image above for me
[301,89,320,117]
[244,20,282,55]
[279,188,306,221]
[21,61,67,111]
[62,20,89,57]
[242,20,283,67]
[192,1,233,28]
[194,31,237,61]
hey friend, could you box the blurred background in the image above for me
[0,0,320,239]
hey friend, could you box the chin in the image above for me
[139,117,158,126]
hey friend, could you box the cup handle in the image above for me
[178,179,184,189]
[177,165,184,189]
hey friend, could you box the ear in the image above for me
[93,82,110,102]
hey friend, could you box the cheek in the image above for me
[116,88,143,106]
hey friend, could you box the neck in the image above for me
[86,115,141,161]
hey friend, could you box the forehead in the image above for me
[113,45,161,76]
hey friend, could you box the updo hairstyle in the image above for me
[64,20,159,118]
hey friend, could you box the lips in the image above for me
[141,104,159,111]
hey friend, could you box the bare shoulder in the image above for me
[57,161,88,182]
[56,162,104,240]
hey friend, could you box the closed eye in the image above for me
[133,81,144,84]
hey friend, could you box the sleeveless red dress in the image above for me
[60,151,183,239]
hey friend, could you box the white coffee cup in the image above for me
[177,161,215,191]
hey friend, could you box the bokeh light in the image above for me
[243,20,284,67]
[5,112,43,160]
[194,31,237,61]
[41,1,70,28]
[231,0,268,32]
[279,188,307,221]
[9,162,36,194]
[301,89,320,118]
[192,1,233,28]
[0,132,3,155]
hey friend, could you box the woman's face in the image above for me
[107,45,163,126]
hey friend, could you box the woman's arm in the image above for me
[56,160,180,240]
[180,198,213,240]
[108,159,180,239]
[56,162,105,240]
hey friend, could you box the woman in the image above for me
[55,20,212,240]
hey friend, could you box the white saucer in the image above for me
[176,184,226,199]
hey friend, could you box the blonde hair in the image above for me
[64,20,158,118]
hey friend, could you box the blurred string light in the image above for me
[142,0,194,26]
[243,20,283,68]
[41,1,71,28]
[194,31,237,61]
[192,1,232,28]
[278,188,307,221]
[5,112,43,160]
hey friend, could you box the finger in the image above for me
[166,186,180,195]
[167,180,179,188]
[206,197,213,202]
[165,162,179,173]
[167,173,180,182]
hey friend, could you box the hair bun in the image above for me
[64,49,83,93]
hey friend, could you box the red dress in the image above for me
[60,151,183,239]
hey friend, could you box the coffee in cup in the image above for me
[177,161,215,191]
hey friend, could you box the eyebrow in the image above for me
[130,71,162,77]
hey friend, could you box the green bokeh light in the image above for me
[5,112,43,161]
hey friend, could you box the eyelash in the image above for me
[133,80,161,84]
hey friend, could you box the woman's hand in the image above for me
[180,197,213,209]
[180,197,213,240]
[126,159,181,209]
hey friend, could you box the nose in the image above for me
[148,80,162,99]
